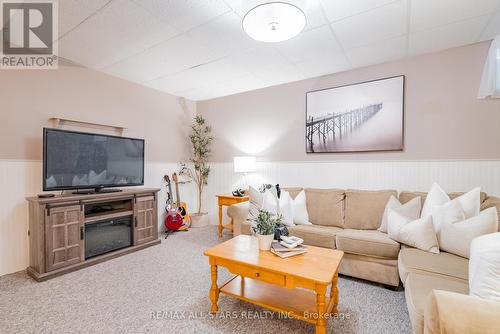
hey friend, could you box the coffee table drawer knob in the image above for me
[255,272,260,277]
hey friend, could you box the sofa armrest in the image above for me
[481,196,500,231]
[227,202,250,236]
[425,290,500,334]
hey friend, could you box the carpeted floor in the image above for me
[0,226,411,334]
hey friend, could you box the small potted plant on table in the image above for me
[253,210,281,251]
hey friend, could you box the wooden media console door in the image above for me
[134,195,157,245]
[45,204,85,272]
[26,188,161,281]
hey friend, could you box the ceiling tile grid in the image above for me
[55,0,500,101]
[58,0,179,69]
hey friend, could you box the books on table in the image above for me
[270,241,307,258]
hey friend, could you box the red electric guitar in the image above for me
[163,175,183,231]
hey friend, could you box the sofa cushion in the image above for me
[339,253,400,287]
[283,187,303,200]
[287,225,343,249]
[336,229,400,259]
[405,272,468,334]
[344,189,397,230]
[398,247,469,284]
[304,188,345,228]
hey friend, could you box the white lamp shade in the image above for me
[234,156,256,173]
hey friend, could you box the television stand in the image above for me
[72,188,123,195]
[26,188,160,281]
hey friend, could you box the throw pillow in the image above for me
[432,199,466,236]
[388,210,440,254]
[440,207,499,258]
[262,190,295,227]
[420,183,450,218]
[379,196,421,233]
[469,232,500,302]
[455,187,481,219]
[247,186,263,221]
[291,190,311,225]
[424,186,481,233]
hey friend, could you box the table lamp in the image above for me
[233,156,256,192]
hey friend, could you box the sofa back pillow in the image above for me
[379,196,421,233]
[399,191,488,206]
[387,211,440,254]
[481,196,500,232]
[344,189,397,230]
[248,186,263,221]
[440,207,499,258]
[304,188,345,227]
[469,232,500,302]
[420,183,451,218]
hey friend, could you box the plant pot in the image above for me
[190,212,209,228]
[256,233,274,251]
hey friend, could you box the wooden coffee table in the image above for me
[204,235,344,334]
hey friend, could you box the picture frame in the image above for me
[306,75,405,153]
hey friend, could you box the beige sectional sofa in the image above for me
[227,187,500,334]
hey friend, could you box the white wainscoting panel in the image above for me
[1,159,500,277]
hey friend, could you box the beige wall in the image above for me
[0,63,198,276]
[198,41,500,162]
[0,61,195,162]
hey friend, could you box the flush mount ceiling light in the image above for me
[243,2,306,43]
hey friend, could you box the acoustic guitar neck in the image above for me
[172,173,181,209]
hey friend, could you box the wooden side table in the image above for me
[216,194,249,238]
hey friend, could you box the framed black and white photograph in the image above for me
[306,75,405,153]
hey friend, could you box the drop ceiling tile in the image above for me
[103,34,221,83]
[409,15,491,56]
[410,0,500,32]
[295,53,352,79]
[146,57,253,93]
[302,0,329,30]
[346,35,407,68]
[274,25,343,64]
[179,89,217,101]
[320,0,398,22]
[58,0,110,37]
[228,47,294,73]
[218,74,265,93]
[185,58,252,84]
[331,0,408,50]
[480,10,500,41]
[130,0,230,32]
[186,11,259,59]
[58,0,179,69]
[101,50,169,83]
[228,47,306,85]
[253,63,306,86]
[144,72,199,95]
[179,82,231,101]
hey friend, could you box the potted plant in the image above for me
[252,210,281,251]
[180,115,214,228]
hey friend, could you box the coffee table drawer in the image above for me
[231,264,285,286]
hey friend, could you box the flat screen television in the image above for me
[43,128,145,192]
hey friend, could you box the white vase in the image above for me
[257,233,274,251]
[190,213,209,228]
